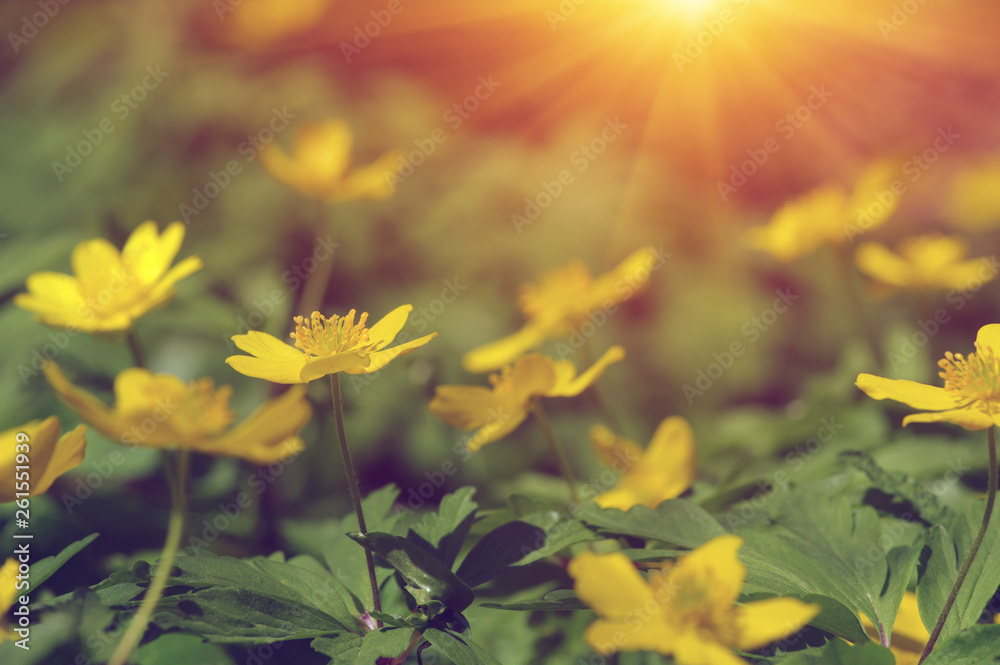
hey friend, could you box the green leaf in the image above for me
[356,627,416,662]
[24,533,98,595]
[311,633,364,664]
[840,450,949,524]
[136,633,234,665]
[456,511,594,587]
[349,532,475,612]
[423,627,504,665]
[737,496,922,645]
[167,554,358,631]
[409,486,479,569]
[479,589,589,612]
[576,499,726,548]
[917,499,1000,641]
[779,639,895,665]
[921,624,1000,664]
[153,587,350,643]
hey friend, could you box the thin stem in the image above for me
[329,373,381,619]
[531,397,580,506]
[918,426,997,663]
[832,246,882,370]
[126,330,147,369]
[108,449,189,665]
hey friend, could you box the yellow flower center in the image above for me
[938,344,1000,411]
[518,261,595,320]
[488,366,515,393]
[180,379,236,438]
[290,310,379,358]
[655,566,740,646]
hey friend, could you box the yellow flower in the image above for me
[44,363,309,465]
[226,305,436,384]
[860,592,928,665]
[568,535,820,665]
[429,346,625,451]
[856,324,1000,430]
[260,119,401,202]
[947,158,1000,231]
[746,161,898,262]
[1,417,87,502]
[223,0,329,46]
[463,247,660,372]
[0,558,19,643]
[591,416,696,510]
[14,221,202,335]
[855,234,996,292]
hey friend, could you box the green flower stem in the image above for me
[108,449,190,665]
[531,397,581,506]
[126,330,147,369]
[329,373,382,621]
[832,246,883,369]
[918,426,998,664]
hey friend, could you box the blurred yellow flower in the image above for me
[44,363,309,465]
[430,346,625,451]
[568,535,819,664]
[1,417,87,502]
[857,324,1000,430]
[591,416,696,510]
[226,305,436,384]
[746,161,898,262]
[260,119,401,202]
[223,0,328,46]
[947,158,1000,231]
[855,234,997,293]
[463,247,662,372]
[860,592,927,665]
[0,558,18,643]
[14,222,202,336]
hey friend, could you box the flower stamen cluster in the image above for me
[939,345,1000,412]
[290,310,379,359]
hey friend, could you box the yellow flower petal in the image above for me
[672,534,745,608]
[902,409,995,430]
[583,617,678,657]
[0,558,18,616]
[429,385,512,430]
[734,597,820,651]
[641,416,697,499]
[569,551,657,620]
[586,245,660,310]
[34,424,87,496]
[509,354,559,402]
[594,486,645,511]
[232,330,305,361]
[590,424,643,469]
[225,355,309,385]
[334,149,402,202]
[855,374,956,411]
[345,333,437,375]
[205,386,311,465]
[366,304,413,349]
[44,363,129,442]
[976,323,1000,351]
[673,630,748,665]
[462,322,550,374]
[466,408,529,452]
[546,345,625,397]
[855,242,913,288]
[300,352,370,382]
